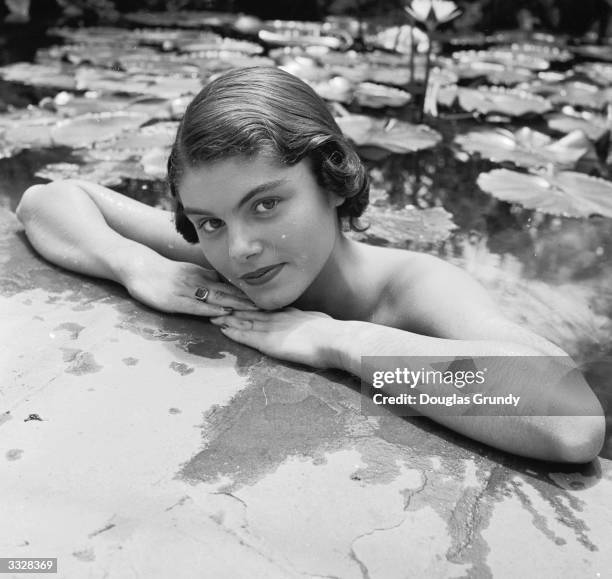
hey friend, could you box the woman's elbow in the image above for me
[548,414,606,463]
[16,183,49,224]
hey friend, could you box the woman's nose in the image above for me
[227,225,263,262]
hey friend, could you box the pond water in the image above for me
[0,16,610,454]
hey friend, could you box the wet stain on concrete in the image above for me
[88,522,116,538]
[169,361,194,376]
[6,448,23,460]
[122,357,139,366]
[24,413,43,422]
[0,411,12,427]
[72,547,95,562]
[53,322,85,340]
[177,351,605,574]
[179,363,359,489]
[61,348,103,375]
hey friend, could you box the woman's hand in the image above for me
[120,247,259,316]
[210,307,345,369]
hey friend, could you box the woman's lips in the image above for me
[241,263,285,286]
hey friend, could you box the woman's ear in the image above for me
[329,192,345,208]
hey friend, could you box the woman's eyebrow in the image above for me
[184,178,288,216]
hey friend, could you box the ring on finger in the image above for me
[194,286,210,302]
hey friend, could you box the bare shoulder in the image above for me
[368,246,565,354]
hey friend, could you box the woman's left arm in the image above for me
[211,258,606,463]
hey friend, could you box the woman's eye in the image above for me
[254,198,279,213]
[199,218,224,233]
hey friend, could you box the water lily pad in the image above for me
[259,29,349,50]
[0,62,77,90]
[531,80,612,109]
[123,11,238,29]
[74,68,202,98]
[477,169,612,217]
[455,127,589,169]
[354,83,411,108]
[575,62,612,86]
[35,161,126,187]
[96,121,178,154]
[453,86,552,116]
[438,57,533,84]
[506,42,572,62]
[452,49,550,71]
[336,114,441,155]
[310,76,354,103]
[37,43,142,68]
[277,55,330,82]
[348,205,457,246]
[0,113,56,156]
[141,147,169,179]
[177,36,263,54]
[49,111,149,147]
[447,32,488,47]
[572,45,612,62]
[118,54,201,77]
[546,111,611,141]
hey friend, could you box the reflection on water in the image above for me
[0,20,610,439]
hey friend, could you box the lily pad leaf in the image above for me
[452,49,550,70]
[123,10,238,29]
[74,68,202,98]
[575,62,612,86]
[0,62,76,90]
[94,121,178,156]
[336,114,441,154]
[50,111,149,147]
[258,25,351,50]
[438,57,533,84]
[530,80,612,109]
[477,169,612,217]
[310,76,354,103]
[454,87,552,116]
[36,161,126,187]
[572,45,612,62]
[354,82,411,108]
[505,43,572,62]
[455,127,590,169]
[547,111,611,141]
[347,205,457,247]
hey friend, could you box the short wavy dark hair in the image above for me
[167,66,370,243]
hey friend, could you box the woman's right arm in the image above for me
[16,179,256,315]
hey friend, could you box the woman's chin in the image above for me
[248,289,298,311]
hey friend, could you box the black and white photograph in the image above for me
[1,0,611,577]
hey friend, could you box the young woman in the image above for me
[16,66,605,463]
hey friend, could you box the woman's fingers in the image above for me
[181,297,233,317]
[230,309,274,321]
[211,315,262,331]
[187,283,259,310]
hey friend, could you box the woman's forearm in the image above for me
[329,320,605,463]
[16,180,209,271]
[17,182,156,285]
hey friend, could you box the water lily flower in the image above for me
[404,0,461,30]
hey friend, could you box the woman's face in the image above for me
[179,155,342,310]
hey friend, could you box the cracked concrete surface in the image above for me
[1,208,611,578]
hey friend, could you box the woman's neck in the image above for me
[292,233,370,320]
